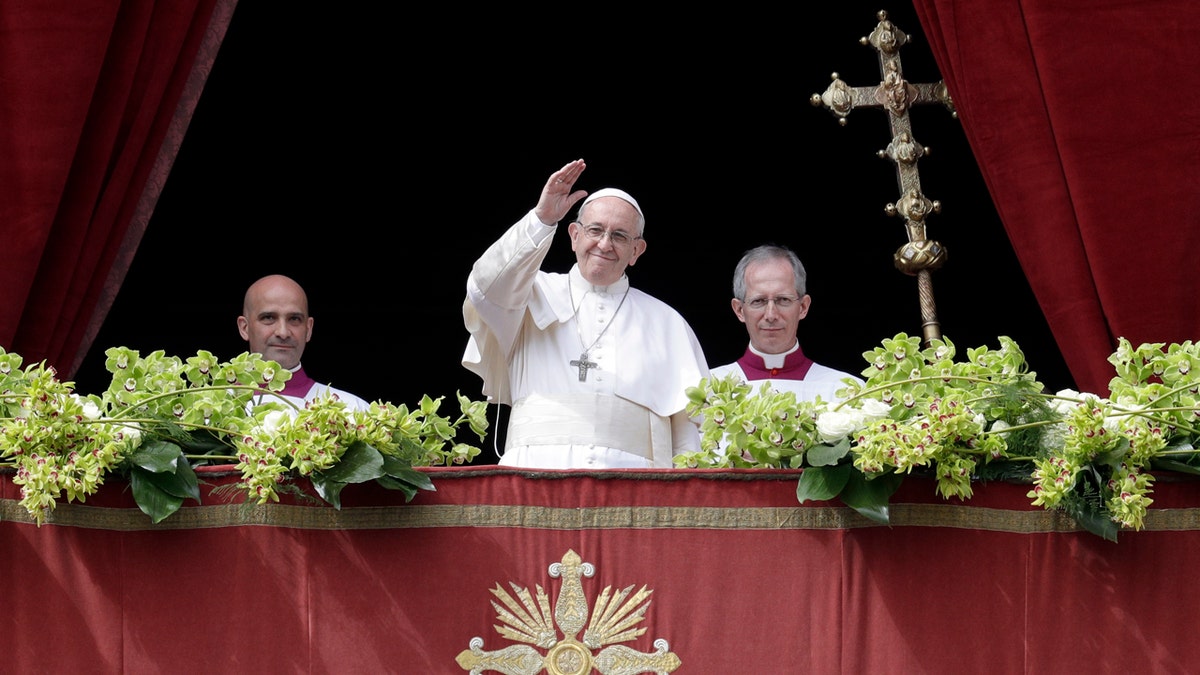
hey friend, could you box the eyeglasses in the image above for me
[744,296,800,310]
[580,224,639,247]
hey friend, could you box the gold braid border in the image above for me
[5,497,1200,533]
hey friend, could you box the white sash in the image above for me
[507,393,673,466]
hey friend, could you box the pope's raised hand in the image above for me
[534,158,587,226]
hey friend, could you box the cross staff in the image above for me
[811,10,956,346]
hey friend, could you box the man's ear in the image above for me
[567,221,581,252]
[797,294,812,320]
[237,316,250,341]
[305,317,314,343]
[731,298,748,324]
[628,237,647,266]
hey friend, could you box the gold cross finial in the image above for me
[811,10,957,346]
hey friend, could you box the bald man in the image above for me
[238,274,370,412]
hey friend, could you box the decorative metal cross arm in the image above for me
[810,10,957,346]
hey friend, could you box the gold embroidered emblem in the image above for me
[455,549,682,674]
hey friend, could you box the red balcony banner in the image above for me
[3,466,1199,673]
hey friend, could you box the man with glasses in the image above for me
[711,245,863,402]
[462,158,708,469]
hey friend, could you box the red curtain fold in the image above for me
[912,0,1200,395]
[0,0,233,378]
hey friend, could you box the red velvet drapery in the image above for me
[0,0,233,378]
[912,0,1200,395]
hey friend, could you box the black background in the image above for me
[74,3,1075,454]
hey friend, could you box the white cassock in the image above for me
[710,342,863,404]
[462,209,709,469]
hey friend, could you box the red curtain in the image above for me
[912,0,1200,395]
[0,0,233,378]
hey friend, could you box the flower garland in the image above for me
[0,346,489,525]
[5,334,1198,540]
[680,333,1200,541]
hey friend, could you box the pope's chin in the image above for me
[580,256,623,278]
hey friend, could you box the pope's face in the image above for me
[237,277,313,370]
[568,197,646,287]
[731,257,811,355]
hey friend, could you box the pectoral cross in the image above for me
[810,10,957,346]
[571,352,597,381]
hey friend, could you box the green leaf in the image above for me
[147,459,201,502]
[381,456,435,492]
[319,441,384,484]
[396,437,427,463]
[797,464,851,503]
[1070,504,1120,542]
[309,442,387,509]
[375,475,419,501]
[177,429,230,454]
[1151,458,1200,476]
[1093,440,1130,466]
[129,440,182,473]
[309,474,349,509]
[975,459,1035,482]
[1060,472,1114,541]
[839,471,904,525]
[806,439,850,467]
[130,467,185,524]
[152,421,196,446]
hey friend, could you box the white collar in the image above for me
[748,340,798,370]
[569,264,630,295]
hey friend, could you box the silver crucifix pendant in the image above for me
[570,352,598,381]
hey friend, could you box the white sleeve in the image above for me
[461,210,557,404]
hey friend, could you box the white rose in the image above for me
[261,409,288,436]
[69,394,102,420]
[1051,388,1086,416]
[1105,402,1139,432]
[816,410,859,444]
[121,424,142,445]
[858,398,892,423]
[1039,423,1067,453]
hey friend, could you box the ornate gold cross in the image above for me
[811,10,957,346]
